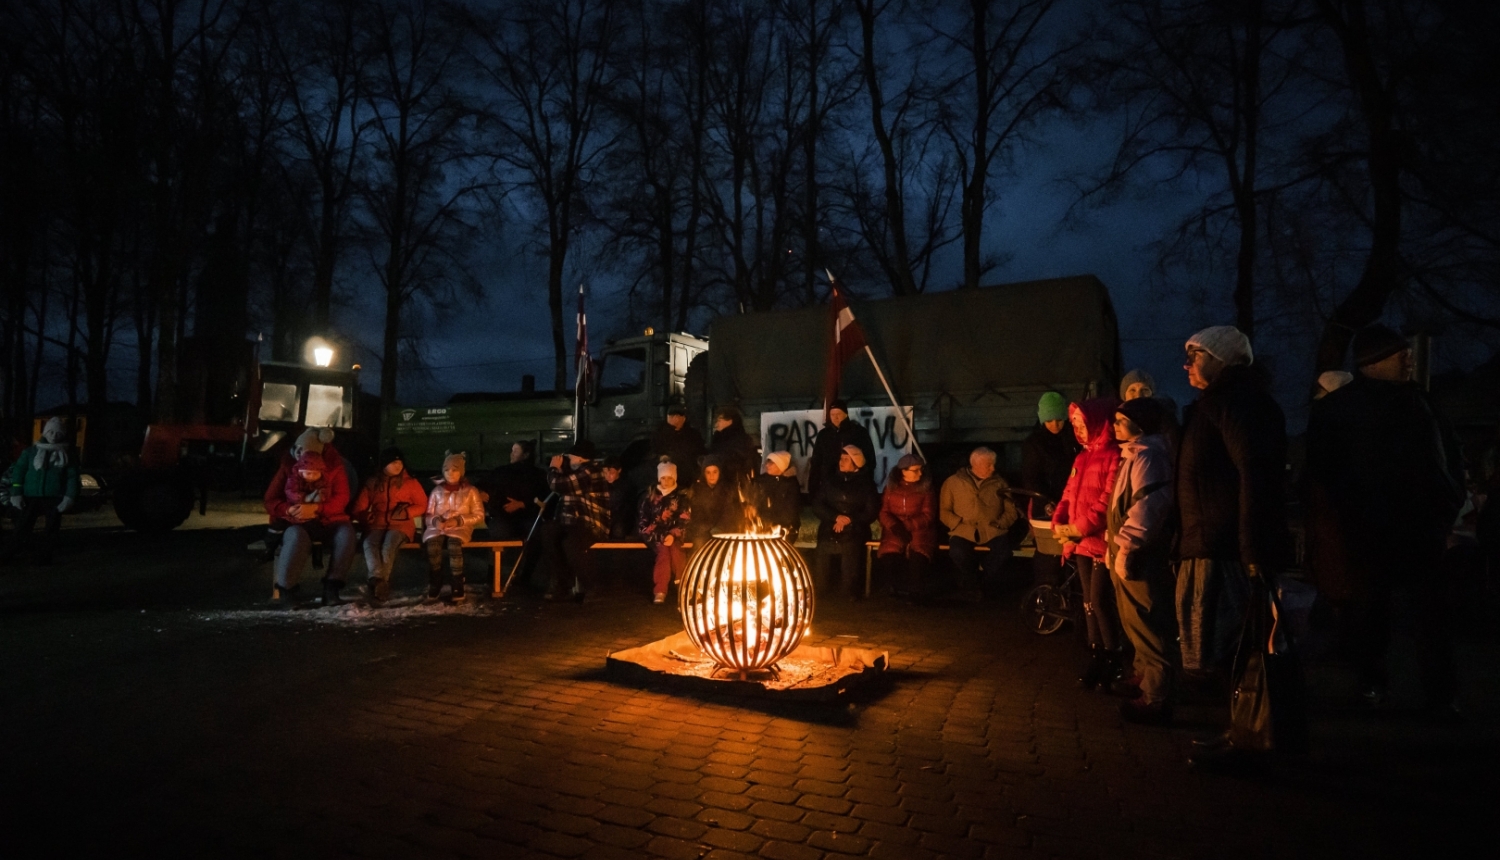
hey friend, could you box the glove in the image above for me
[58,496,75,513]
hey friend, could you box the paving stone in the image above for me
[807,829,872,855]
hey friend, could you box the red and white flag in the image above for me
[823,270,867,413]
[575,284,591,395]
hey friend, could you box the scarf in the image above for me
[34,441,68,471]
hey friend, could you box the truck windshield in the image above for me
[306,384,354,428]
[259,382,301,423]
[598,348,647,395]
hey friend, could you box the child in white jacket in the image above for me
[423,452,486,604]
[1107,398,1178,724]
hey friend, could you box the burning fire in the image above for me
[679,529,814,679]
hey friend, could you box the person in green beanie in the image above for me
[1022,392,1079,585]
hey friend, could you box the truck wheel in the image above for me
[113,469,195,533]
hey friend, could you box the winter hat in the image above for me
[293,427,334,456]
[827,398,849,414]
[1116,398,1165,437]
[1352,324,1408,367]
[841,444,867,470]
[1119,369,1157,399]
[765,451,792,473]
[1186,326,1254,366]
[565,439,596,460]
[1036,391,1068,423]
[699,452,723,469]
[442,451,467,477]
[294,451,325,477]
[1317,370,1354,395]
[34,416,70,469]
[896,453,924,470]
[657,461,678,481]
[602,456,623,470]
[666,403,687,416]
[379,446,404,469]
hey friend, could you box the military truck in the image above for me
[688,274,1120,475]
[384,330,709,473]
[383,275,1120,479]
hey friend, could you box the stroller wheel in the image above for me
[1021,584,1071,635]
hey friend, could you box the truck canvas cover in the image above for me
[702,275,1120,445]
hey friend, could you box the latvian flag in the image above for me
[823,270,867,414]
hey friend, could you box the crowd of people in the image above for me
[4,318,1485,770]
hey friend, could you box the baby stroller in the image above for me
[1012,490,1083,635]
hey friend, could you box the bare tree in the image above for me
[466,0,617,391]
[928,0,1073,289]
[845,0,960,295]
[262,0,372,361]
[361,0,483,409]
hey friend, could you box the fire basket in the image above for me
[678,532,814,679]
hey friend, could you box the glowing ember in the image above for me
[678,530,814,678]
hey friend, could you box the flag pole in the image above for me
[861,343,924,461]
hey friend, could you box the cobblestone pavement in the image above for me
[2,523,1495,858]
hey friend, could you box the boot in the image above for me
[448,575,467,605]
[367,577,390,606]
[272,584,303,609]
[1100,649,1127,690]
[424,568,443,603]
[322,578,345,607]
[1079,646,1106,690]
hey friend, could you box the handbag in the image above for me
[1229,571,1310,754]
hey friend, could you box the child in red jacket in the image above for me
[1053,397,1125,690]
[351,447,428,605]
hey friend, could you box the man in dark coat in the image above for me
[650,404,705,487]
[812,445,880,599]
[707,406,759,489]
[477,440,550,540]
[1174,327,1295,767]
[1305,325,1465,717]
[808,400,876,498]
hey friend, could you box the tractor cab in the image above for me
[253,361,359,453]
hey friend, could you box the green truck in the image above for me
[383,275,1120,478]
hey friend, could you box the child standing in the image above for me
[422,452,485,604]
[638,462,690,604]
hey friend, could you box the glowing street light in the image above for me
[313,346,334,367]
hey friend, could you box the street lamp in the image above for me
[313,346,334,367]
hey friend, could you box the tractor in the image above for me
[111,337,373,532]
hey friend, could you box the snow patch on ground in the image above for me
[193,594,514,629]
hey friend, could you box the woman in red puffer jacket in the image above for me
[1053,397,1125,690]
[877,454,939,600]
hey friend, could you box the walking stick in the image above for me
[501,492,558,597]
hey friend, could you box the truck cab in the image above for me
[585,331,708,462]
[384,330,708,475]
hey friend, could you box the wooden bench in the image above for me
[393,537,1034,599]
[400,540,674,597]
[861,541,1033,597]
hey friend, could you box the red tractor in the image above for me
[111,338,371,532]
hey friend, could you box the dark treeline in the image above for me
[1,0,1497,458]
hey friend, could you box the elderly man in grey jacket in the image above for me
[940,447,1020,595]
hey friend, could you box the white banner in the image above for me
[759,407,915,492]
